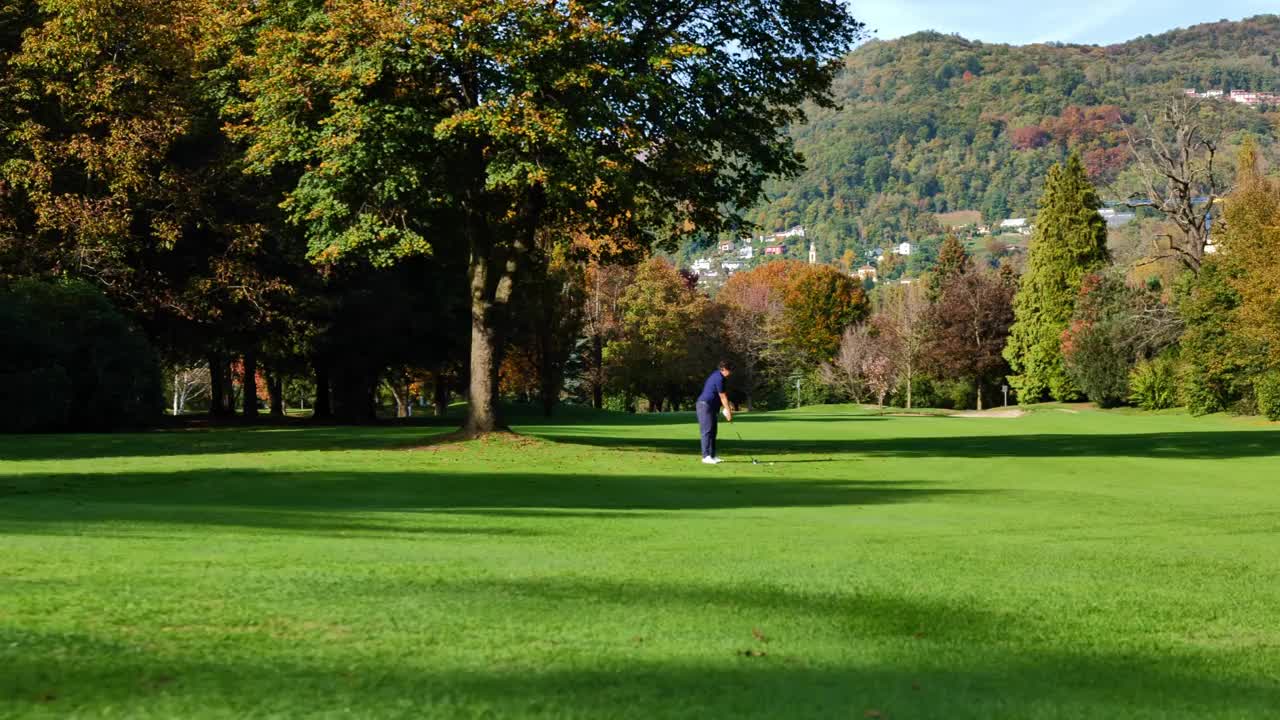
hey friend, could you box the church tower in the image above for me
[808,242,817,264]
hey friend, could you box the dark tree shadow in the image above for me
[530,429,1280,460]
[0,468,979,535]
[1,578,1275,718]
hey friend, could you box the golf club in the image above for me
[724,409,761,465]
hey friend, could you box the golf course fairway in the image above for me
[2,405,1278,718]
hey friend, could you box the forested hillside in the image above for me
[746,14,1280,262]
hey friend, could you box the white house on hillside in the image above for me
[691,258,712,272]
[738,246,754,260]
[999,218,1030,235]
[893,241,912,256]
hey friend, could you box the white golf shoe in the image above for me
[701,456,718,464]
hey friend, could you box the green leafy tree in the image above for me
[928,233,972,301]
[3,0,302,419]
[1004,154,1110,402]
[230,0,863,436]
[1175,260,1252,415]
[1060,274,1154,408]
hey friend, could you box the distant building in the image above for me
[855,264,878,282]
[691,258,712,272]
[721,261,742,271]
[719,241,735,253]
[808,243,817,264]
[1099,207,1135,228]
[764,246,784,256]
[999,218,1031,236]
[738,246,754,260]
[893,241,912,256]
[1184,87,1278,107]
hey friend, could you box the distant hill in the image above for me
[739,14,1280,264]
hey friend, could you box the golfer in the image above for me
[696,360,733,464]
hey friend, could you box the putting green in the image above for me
[2,405,1278,718]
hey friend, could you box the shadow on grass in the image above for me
[0,426,437,462]
[0,468,976,535]
[1,577,1275,718]
[531,429,1280,460]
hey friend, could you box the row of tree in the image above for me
[1,0,864,432]
[997,142,1280,420]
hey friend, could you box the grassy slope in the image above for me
[1,406,1278,718]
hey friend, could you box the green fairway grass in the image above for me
[2,406,1279,718]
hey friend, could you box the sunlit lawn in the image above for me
[2,405,1278,718]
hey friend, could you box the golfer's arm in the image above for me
[719,392,731,414]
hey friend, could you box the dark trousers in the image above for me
[696,401,718,458]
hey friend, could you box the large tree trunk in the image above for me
[268,373,284,417]
[433,371,449,417]
[464,296,504,435]
[460,182,540,437]
[332,364,377,424]
[313,364,332,420]
[208,352,229,417]
[242,349,259,418]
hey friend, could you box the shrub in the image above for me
[1127,357,1179,411]
[1254,371,1280,421]
[0,280,161,432]
[1180,364,1229,416]
[1063,316,1131,408]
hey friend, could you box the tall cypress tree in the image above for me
[1003,154,1110,402]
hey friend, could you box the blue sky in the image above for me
[849,1,1277,45]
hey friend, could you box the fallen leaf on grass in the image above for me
[737,649,767,658]
[864,710,882,719]
[752,628,768,643]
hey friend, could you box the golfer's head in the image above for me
[718,359,733,377]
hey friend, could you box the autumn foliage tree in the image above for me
[229,0,863,436]
[718,260,804,407]
[606,258,720,412]
[925,270,1016,409]
[1222,139,1280,367]
[781,265,869,366]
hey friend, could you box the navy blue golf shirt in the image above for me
[697,371,725,408]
